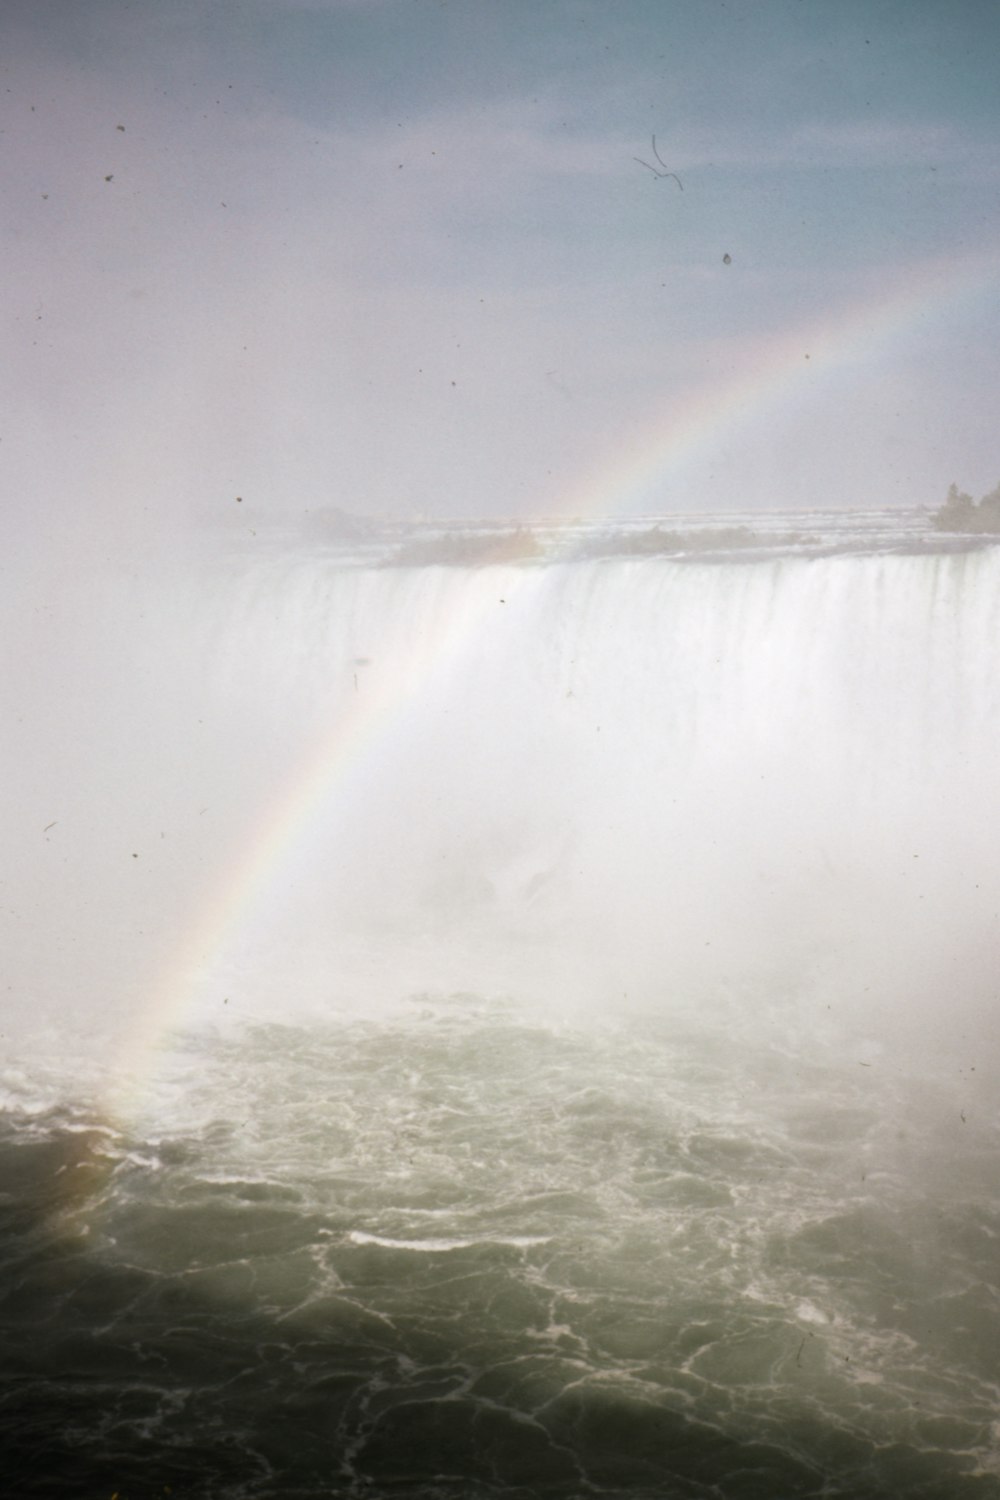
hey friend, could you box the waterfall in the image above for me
[11,537,1000,1079]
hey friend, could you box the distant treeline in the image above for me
[569,525,814,559]
[387,524,819,566]
[933,482,1000,533]
[389,528,544,566]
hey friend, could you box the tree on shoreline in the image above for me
[933,481,1000,533]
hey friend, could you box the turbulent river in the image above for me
[3,512,1000,1497]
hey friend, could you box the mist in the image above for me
[10,529,999,1070]
[5,3,1000,1495]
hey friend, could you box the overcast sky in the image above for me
[3,0,999,536]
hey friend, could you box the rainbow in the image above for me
[107,250,1000,1121]
[106,578,498,1121]
[552,250,999,524]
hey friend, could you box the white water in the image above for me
[4,523,999,1098]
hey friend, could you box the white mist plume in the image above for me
[4,532,1000,1090]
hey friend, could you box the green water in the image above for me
[2,1000,998,1498]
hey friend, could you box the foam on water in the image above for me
[4,1004,999,1497]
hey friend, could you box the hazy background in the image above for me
[2,0,1000,554]
[3,17,1000,1493]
